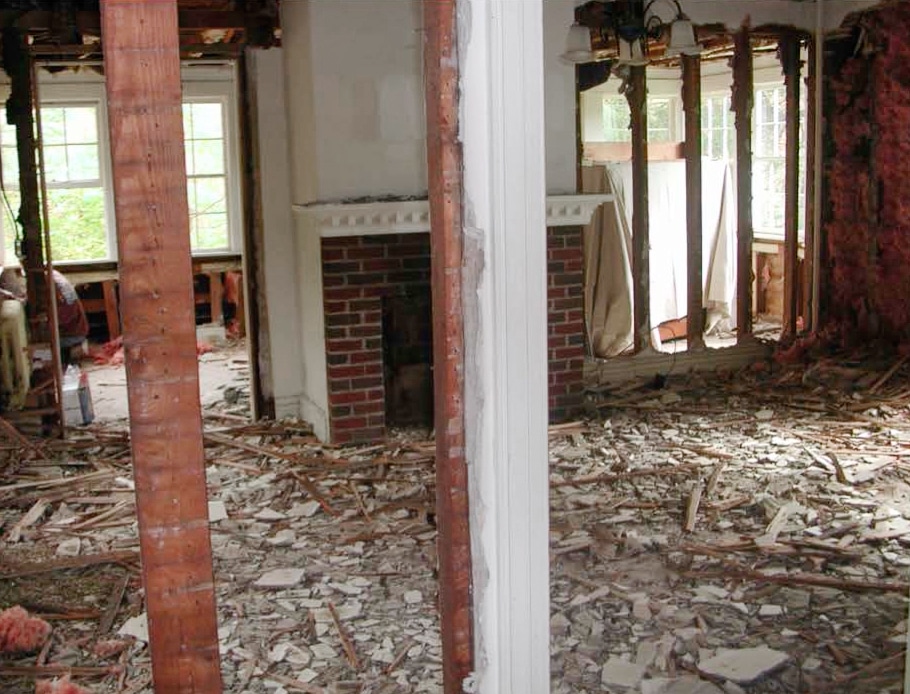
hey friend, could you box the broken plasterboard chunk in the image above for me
[254,568,305,588]
[698,646,789,684]
[208,500,228,522]
[601,657,646,689]
[117,613,149,643]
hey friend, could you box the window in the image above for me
[701,93,734,161]
[0,65,242,265]
[601,95,679,143]
[1,103,109,262]
[183,101,230,252]
[696,85,807,239]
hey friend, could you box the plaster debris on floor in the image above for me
[1,349,909,692]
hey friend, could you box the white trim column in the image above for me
[459,1,550,692]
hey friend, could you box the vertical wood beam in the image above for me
[733,27,754,340]
[627,65,651,352]
[803,39,817,333]
[238,51,274,420]
[1,28,49,338]
[101,2,222,692]
[682,55,705,350]
[779,34,801,339]
[422,1,474,690]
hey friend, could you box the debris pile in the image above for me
[1,349,909,692]
[550,354,910,692]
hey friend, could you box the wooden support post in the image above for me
[238,50,273,419]
[101,280,120,340]
[733,27,754,341]
[423,1,474,690]
[100,2,222,692]
[803,39,817,333]
[1,28,49,335]
[779,34,802,340]
[682,55,705,350]
[208,272,223,325]
[627,65,651,352]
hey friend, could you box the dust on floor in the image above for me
[0,350,908,693]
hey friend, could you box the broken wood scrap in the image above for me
[868,355,910,394]
[683,483,703,533]
[4,497,50,542]
[0,415,48,460]
[815,650,905,692]
[98,572,130,635]
[0,549,139,579]
[550,462,702,488]
[704,461,726,497]
[687,564,910,593]
[0,470,115,498]
[328,601,360,670]
[0,664,122,678]
[286,471,338,517]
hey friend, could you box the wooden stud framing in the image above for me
[100,1,222,691]
[803,38,818,333]
[682,55,705,350]
[733,27,754,340]
[779,34,802,339]
[238,50,274,420]
[627,65,651,353]
[422,0,474,690]
[1,27,64,433]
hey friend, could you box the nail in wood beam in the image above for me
[627,65,651,352]
[732,27,754,340]
[682,55,705,350]
[100,2,222,692]
[422,0,474,690]
[779,34,802,339]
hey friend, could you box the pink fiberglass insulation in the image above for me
[35,677,92,694]
[0,606,51,654]
[825,3,910,341]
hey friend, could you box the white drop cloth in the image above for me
[583,161,737,358]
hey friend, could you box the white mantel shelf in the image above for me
[292,194,613,238]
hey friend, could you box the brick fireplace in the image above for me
[300,196,609,444]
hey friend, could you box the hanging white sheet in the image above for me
[583,160,737,358]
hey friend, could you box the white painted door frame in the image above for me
[459,0,551,692]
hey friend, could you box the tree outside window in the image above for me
[183,100,230,252]
[601,95,677,143]
[1,104,107,262]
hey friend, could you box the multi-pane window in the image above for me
[752,85,806,237]
[1,104,108,262]
[0,69,240,265]
[183,100,230,252]
[601,96,678,143]
[701,93,734,161]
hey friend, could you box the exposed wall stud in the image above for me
[627,65,651,352]
[101,1,222,691]
[732,27,754,340]
[422,0,474,690]
[779,33,802,339]
[682,54,705,350]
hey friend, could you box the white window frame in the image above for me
[181,63,244,257]
[0,61,243,265]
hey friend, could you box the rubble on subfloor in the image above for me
[550,352,910,693]
[0,350,909,693]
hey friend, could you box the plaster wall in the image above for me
[544,0,581,194]
[249,48,307,421]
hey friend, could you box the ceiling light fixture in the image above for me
[563,0,702,66]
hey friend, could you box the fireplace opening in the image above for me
[382,290,433,427]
